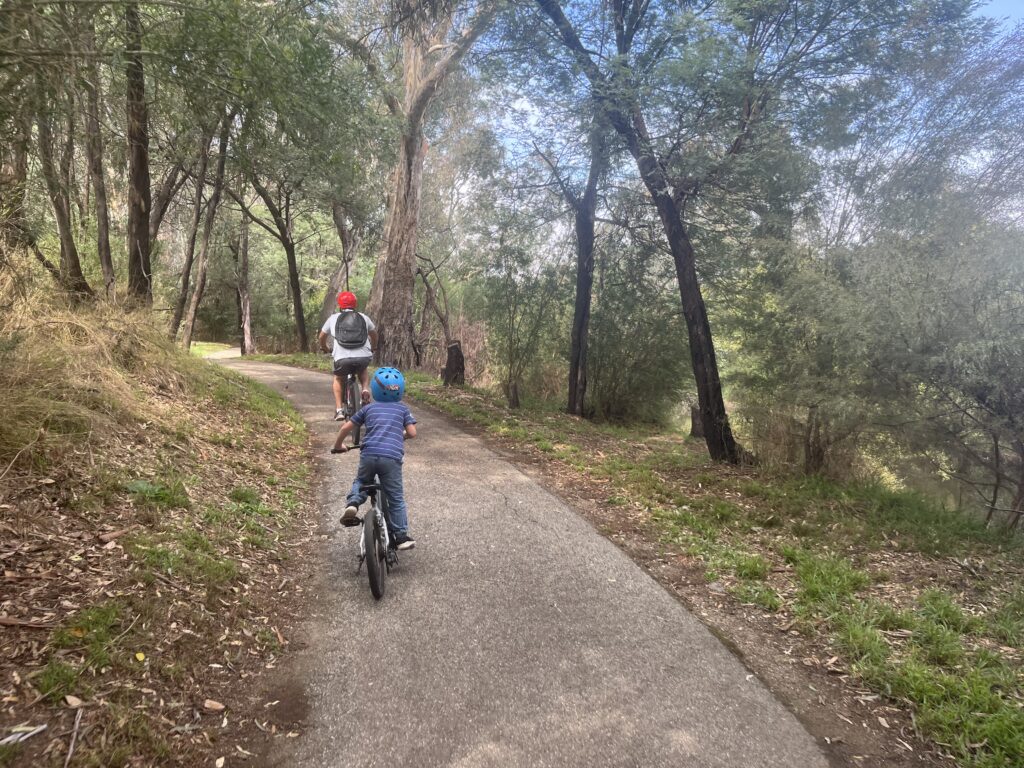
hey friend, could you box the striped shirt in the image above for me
[351,402,416,462]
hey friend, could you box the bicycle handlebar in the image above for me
[331,444,362,454]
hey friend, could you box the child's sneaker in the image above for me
[340,505,360,527]
[334,408,345,421]
[393,532,415,551]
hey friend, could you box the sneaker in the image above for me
[340,505,360,526]
[334,408,345,421]
[393,532,415,551]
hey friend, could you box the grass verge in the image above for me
[1,302,311,766]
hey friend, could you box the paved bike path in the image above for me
[222,360,829,768]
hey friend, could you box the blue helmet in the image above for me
[371,367,405,403]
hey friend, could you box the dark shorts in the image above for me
[333,356,371,378]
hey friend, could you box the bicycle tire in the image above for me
[347,377,362,446]
[364,503,386,599]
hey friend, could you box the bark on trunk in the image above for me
[181,113,231,349]
[443,343,465,385]
[369,126,427,368]
[36,112,92,297]
[567,122,605,416]
[125,2,152,305]
[505,379,521,409]
[986,432,1002,527]
[150,162,185,243]
[237,215,255,355]
[690,405,705,438]
[83,14,114,294]
[169,134,212,339]
[366,9,497,369]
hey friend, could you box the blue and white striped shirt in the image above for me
[351,402,416,462]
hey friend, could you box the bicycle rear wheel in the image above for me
[363,504,386,599]
[347,376,362,446]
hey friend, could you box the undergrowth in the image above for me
[1,292,310,766]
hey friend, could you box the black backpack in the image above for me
[334,311,368,349]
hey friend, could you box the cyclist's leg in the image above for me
[357,364,371,403]
[331,359,345,411]
[375,458,408,537]
[345,453,378,509]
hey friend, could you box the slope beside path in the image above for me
[220,359,829,768]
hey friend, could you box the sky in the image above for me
[981,0,1024,22]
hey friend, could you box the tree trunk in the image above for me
[125,1,152,305]
[369,125,427,368]
[443,343,465,385]
[282,237,309,351]
[181,112,231,349]
[417,263,464,385]
[1,115,62,282]
[36,111,92,297]
[505,379,520,409]
[169,134,212,339]
[150,162,185,243]
[567,121,605,416]
[536,0,740,463]
[629,144,739,463]
[83,13,114,294]
[318,201,361,328]
[690,405,705,438]
[803,405,827,475]
[986,432,1002,527]
[237,215,255,355]
[366,9,496,368]
[249,178,308,351]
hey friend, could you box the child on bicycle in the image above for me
[332,367,417,550]
[318,291,378,421]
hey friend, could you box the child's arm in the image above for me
[333,420,355,451]
[404,423,417,440]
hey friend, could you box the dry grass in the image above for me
[0,283,204,493]
[0,283,314,766]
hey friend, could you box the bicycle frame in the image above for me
[358,487,391,561]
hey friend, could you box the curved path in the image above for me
[222,360,829,768]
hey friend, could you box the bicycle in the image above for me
[330,445,396,599]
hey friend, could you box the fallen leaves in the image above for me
[204,699,226,713]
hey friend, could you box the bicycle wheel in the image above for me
[363,503,386,599]
[347,377,362,446]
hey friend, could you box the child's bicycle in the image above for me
[330,446,396,599]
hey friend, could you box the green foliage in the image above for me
[52,601,123,671]
[125,478,190,511]
[587,222,692,424]
[36,660,81,704]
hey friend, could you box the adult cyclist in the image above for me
[319,291,378,421]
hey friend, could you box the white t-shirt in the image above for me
[322,311,375,361]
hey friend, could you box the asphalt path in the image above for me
[220,359,829,768]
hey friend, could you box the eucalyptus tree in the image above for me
[526,0,986,462]
[331,0,501,367]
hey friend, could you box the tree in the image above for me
[124,1,152,304]
[342,0,499,367]
[181,110,234,349]
[529,0,991,462]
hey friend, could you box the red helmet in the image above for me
[337,291,357,310]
